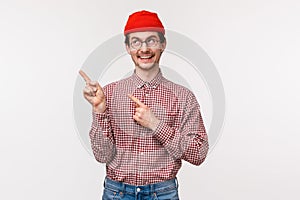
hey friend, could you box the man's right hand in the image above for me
[79,70,106,113]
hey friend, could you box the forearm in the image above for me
[89,112,115,163]
[181,132,209,166]
[153,122,209,165]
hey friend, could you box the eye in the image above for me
[146,38,156,45]
[131,39,141,46]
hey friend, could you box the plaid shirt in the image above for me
[90,71,209,185]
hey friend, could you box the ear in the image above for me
[160,39,167,52]
[125,44,131,54]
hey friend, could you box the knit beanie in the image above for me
[124,10,165,35]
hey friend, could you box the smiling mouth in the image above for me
[138,55,154,60]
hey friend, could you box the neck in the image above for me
[135,65,160,82]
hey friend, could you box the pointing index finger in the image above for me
[79,70,91,83]
[128,94,145,107]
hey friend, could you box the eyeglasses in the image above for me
[130,38,160,50]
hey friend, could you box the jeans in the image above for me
[102,177,180,200]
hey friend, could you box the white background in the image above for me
[1,0,299,199]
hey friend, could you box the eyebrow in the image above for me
[130,35,158,41]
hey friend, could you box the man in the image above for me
[79,10,209,200]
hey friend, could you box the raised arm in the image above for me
[79,70,115,163]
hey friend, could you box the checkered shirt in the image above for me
[89,71,209,185]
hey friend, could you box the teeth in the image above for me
[140,56,152,59]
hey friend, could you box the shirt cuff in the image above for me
[92,111,110,129]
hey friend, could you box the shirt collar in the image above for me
[131,70,163,89]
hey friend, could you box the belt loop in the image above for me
[150,182,154,193]
[121,181,125,193]
[118,181,125,198]
[175,177,179,189]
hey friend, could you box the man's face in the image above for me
[126,31,166,71]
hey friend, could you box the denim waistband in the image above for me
[104,177,178,195]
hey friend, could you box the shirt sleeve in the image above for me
[152,92,209,166]
[89,84,116,164]
[89,111,115,163]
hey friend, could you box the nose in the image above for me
[140,41,148,51]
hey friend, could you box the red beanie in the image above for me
[124,10,165,35]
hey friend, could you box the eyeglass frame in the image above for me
[129,36,162,50]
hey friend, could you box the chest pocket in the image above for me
[152,104,178,127]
